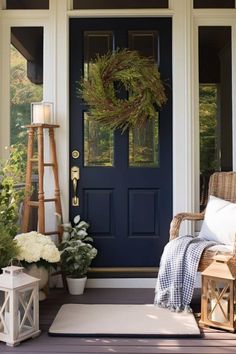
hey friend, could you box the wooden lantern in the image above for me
[200,255,236,332]
[0,266,41,346]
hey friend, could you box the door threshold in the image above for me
[88,267,158,278]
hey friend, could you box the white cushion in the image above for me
[199,195,236,246]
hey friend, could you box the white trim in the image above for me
[86,274,201,288]
[0,0,6,10]
[53,0,70,222]
[67,0,73,11]
[1,10,51,19]
[86,278,156,289]
[171,0,195,234]
[67,9,174,17]
[193,9,236,19]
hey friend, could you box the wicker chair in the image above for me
[169,172,236,272]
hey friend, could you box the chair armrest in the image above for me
[169,212,205,240]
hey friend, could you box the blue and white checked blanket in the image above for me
[154,235,217,312]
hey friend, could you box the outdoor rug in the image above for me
[49,304,201,338]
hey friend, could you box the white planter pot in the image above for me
[66,276,87,295]
[24,264,49,301]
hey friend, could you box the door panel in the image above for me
[70,18,172,267]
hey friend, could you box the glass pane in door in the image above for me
[84,31,113,78]
[128,31,159,167]
[84,113,114,166]
[129,116,159,167]
[129,30,159,62]
[83,31,114,167]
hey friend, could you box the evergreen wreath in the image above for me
[80,48,167,132]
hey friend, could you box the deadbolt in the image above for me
[72,150,80,159]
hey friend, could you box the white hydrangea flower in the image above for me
[14,231,60,265]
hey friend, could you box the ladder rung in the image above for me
[44,163,55,167]
[44,231,60,235]
[28,198,56,207]
[28,201,39,207]
[45,198,57,202]
[30,159,55,167]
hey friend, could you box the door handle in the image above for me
[71,166,80,206]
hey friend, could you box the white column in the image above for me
[172,0,195,234]
[52,0,69,223]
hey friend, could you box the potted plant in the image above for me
[14,231,60,300]
[59,215,97,295]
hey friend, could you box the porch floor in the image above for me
[0,288,235,354]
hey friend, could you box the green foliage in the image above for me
[10,45,43,145]
[80,49,167,133]
[0,226,19,269]
[0,144,26,237]
[59,215,97,278]
[199,84,219,174]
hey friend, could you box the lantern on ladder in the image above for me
[200,255,236,332]
[0,266,41,346]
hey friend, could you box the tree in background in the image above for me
[10,45,43,145]
[199,84,219,175]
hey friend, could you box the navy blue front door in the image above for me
[70,18,172,267]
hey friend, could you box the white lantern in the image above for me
[31,102,54,124]
[0,266,41,346]
[200,255,236,332]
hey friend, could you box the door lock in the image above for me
[72,150,80,159]
[71,166,80,206]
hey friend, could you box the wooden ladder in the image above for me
[22,124,62,241]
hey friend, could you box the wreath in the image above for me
[80,49,167,132]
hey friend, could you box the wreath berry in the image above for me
[80,49,167,132]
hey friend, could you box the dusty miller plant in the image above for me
[59,215,97,278]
